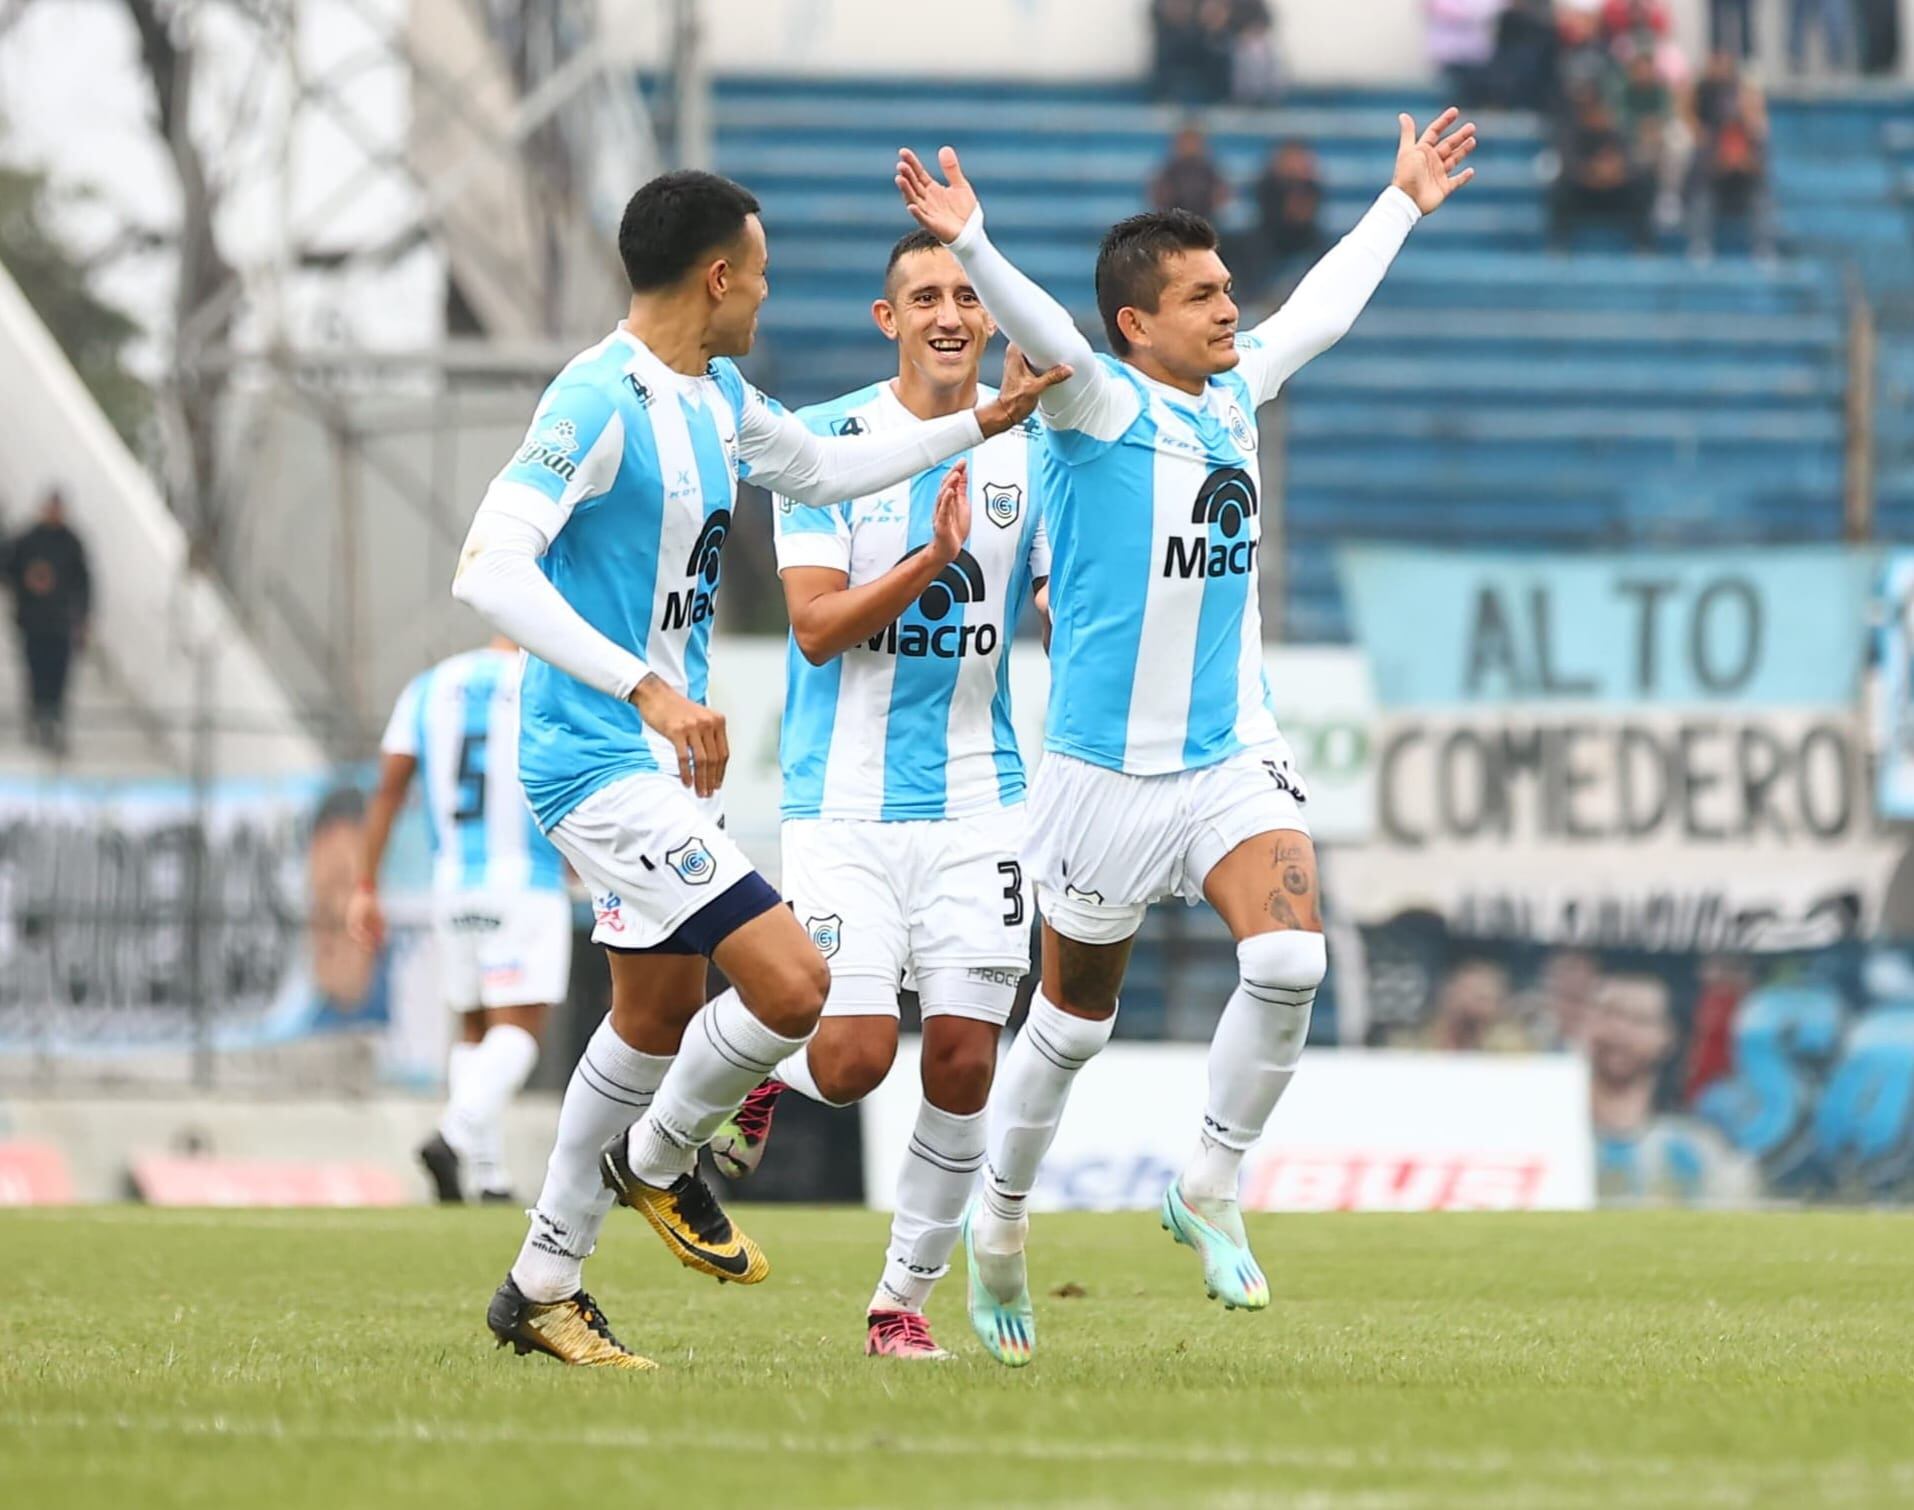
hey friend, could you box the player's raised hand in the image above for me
[929,460,971,567]
[979,342,1071,436]
[896,145,981,244]
[630,673,729,798]
[1392,107,1477,215]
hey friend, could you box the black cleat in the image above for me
[600,1134,769,1284]
[485,1275,655,1370]
[418,1132,463,1204]
[478,1188,518,1205]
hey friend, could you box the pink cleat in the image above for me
[865,1310,954,1360]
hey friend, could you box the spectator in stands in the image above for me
[1425,0,1509,104]
[1600,0,1672,53]
[1789,0,1857,73]
[1151,0,1216,102]
[5,487,92,757]
[1685,51,1777,261]
[1857,0,1900,72]
[1151,125,1231,222]
[1229,0,1282,104]
[1250,139,1328,293]
[1550,84,1656,251]
[1482,0,1561,113]
[1616,48,1688,230]
[1710,0,1758,57]
[1518,948,1603,1053]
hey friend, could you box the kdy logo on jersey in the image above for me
[866,548,997,659]
[665,839,717,886]
[662,510,730,631]
[1163,466,1259,580]
[982,483,1022,530]
[804,914,843,958]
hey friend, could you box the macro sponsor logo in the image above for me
[662,510,730,631]
[1162,466,1259,580]
[865,548,998,659]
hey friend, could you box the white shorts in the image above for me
[1026,739,1311,946]
[433,889,574,1011]
[781,806,1033,1022]
[550,772,760,949]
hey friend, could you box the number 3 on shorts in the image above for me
[997,859,1025,928]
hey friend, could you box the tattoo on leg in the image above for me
[1265,889,1301,928]
[1283,865,1311,897]
[1058,937,1131,1014]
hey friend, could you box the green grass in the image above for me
[2,1208,1911,1509]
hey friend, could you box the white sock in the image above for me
[978,990,1115,1247]
[440,1041,479,1149]
[871,1100,984,1313]
[772,1043,850,1107]
[512,1015,671,1302]
[624,990,811,1187]
[445,1023,539,1194]
[1182,932,1323,1204]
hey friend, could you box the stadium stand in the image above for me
[710,75,1912,641]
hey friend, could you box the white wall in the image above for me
[615,0,1435,84]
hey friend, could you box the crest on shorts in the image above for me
[665,839,717,886]
[1063,882,1105,907]
[805,913,843,958]
[982,483,1022,530]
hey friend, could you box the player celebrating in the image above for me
[452,171,1064,1369]
[350,635,568,1205]
[705,229,1050,1361]
[895,111,1477,1364]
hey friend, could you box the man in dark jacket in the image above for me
[5,488,92,755]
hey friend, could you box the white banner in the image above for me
[862,1040,1594,1214]
[707,637,1377,876]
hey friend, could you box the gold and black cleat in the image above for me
[486,1275,656,1370]
[600,1134,770,1285]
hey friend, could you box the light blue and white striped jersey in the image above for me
[485,330,762,829]
[380,647,565,894]
[774,382,1049,821]
[1040,350,1281,776]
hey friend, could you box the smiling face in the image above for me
[705,213,770,358]
[875,243,993,389]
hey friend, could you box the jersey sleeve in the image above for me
[1026,494,1052,584]
[478,375,626,545]
[1233,186,1421,406]
[774,496,854,574]
[735,374,980,505]
[379,674,425,758]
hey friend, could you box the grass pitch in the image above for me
[2,1207,1910,1509]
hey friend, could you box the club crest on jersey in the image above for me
[665,839,717,886]
[1225,403,1256,453]
[804,913,843,958]
[982,483,1023,530]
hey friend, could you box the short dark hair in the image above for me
[618,171,762,292]
[1094,209,1220,356]
[883,228,948,298]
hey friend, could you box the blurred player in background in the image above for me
[452,170,1065,1368]
[896,108,1476,1364]
[706,229,1051,1361]
[350,636,568,1204]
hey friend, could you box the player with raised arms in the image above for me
[895,111,1477,1364]
[705,228,1053,1361]
[350,636,569,1206]
[452,171,1064,1368]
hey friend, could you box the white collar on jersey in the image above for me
[609,326,716,396]
[1126,362,1222,414]
[875,376,998,427]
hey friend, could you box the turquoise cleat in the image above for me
[1160,1181,1270,1311]
[962,1204,1036,1368]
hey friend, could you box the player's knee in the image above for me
[920,1033,995,1114]
[1237,930,1325,1067]
[750,951,832,1038]
[812,1030,896,1104]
